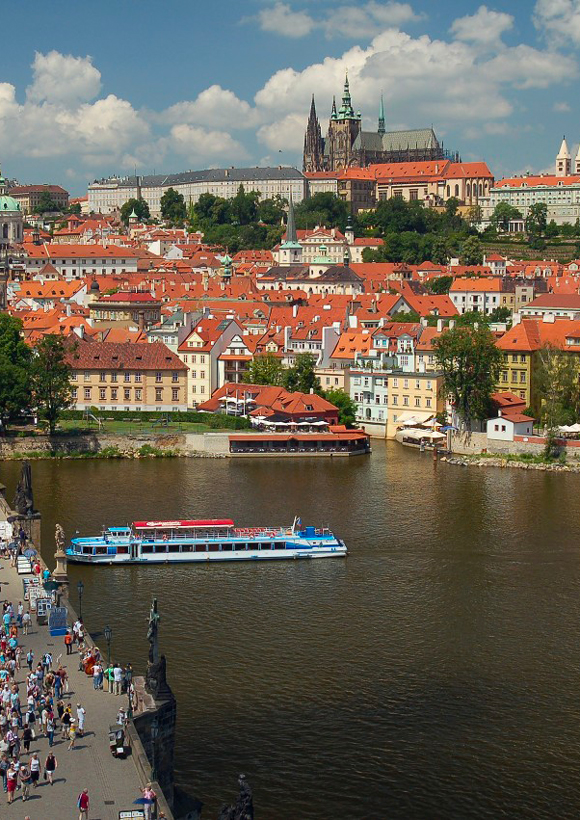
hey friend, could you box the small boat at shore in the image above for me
[67,517,347,564]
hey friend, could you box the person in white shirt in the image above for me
[76,704,86,736]
[113,664,123,696]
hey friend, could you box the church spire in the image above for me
[285,193,297,245]
[338,72,355,119]
[378,93,385,135]
[303,95,324,172]
[331,96,337,120]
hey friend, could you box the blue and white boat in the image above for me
[67,516,347,564]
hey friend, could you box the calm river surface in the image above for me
[2,443,580,819]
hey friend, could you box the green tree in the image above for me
[230,185,259,225]
[460,235,483,265]
[258,196,287,225]
[490,202,522,232]
[0,315,31,430]
[295,193,349,231]
[525,202,548,237]
[545,219,560,239]
[67,202,82,215]
[426,275,453,295]
[430,235,451,265]
[33,190,61,214]
[488,306,512,323]
[389,310,422,323]
[283,353,321,394]
[433,324,503,429]
[246,353,284,386]
[160,188,187,224]
[30,335,75,435]
[466,204,483,227]
[324,389,358,427]
[120,198,150,224]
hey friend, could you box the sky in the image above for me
[1,0,579,194]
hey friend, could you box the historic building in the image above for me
[303,76,454,173]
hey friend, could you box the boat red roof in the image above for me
[133,519,234,529]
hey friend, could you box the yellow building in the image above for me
[386,372,445,438]
[67,340,187,412]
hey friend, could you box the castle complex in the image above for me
[303,75,457,173]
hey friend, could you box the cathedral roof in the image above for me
[352,128,439,153]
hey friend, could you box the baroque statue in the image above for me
[218,774,254,820]
[13,460,35,517]
[145,598,172,699]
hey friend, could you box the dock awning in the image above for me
[395,411,434,426]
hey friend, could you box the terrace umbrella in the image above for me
[23,548,37,558]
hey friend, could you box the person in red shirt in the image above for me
[77,788,89,819]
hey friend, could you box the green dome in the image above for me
[0,195,20,212]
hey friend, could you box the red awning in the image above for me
[133,519,234,529]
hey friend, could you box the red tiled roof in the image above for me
[67,340,186,371]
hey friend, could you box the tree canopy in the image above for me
[0,314,31,429]
[294,193,349,231]
[32,191,62,214]
[434,325,503,428]
[30,335,75,435]
[120,198,150,224]
[189,187,284,251]
[246,353,284,386]
[161,188,187,224]
[324,389,357,427]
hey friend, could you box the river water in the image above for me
[2,443,580,819]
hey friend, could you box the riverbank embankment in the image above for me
[442,454,580,472]
[0,431,230,460]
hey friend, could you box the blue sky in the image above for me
[0,0,579,194]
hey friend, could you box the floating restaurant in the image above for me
[228,425,370,456]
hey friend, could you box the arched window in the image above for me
[454,184,459,197]
[2,224,8,239]
[446,185,450,197]
[479,183,483,196]
[466,184,471,198]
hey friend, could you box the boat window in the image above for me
[141,545,154,554]
[194,544,207,553]
[82,547,93,555]
[234,543,247,551]
[221,544,233,551]
[154,545,167,553]
[167,544,181,553]
[260,543,272,550]
[117,547,129,554]
[275,542,285,549]
[181,545,193,552]
[96,547,107,555]
[208,543,220,552]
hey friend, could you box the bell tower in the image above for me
[302,96,325,173]
[325,74,362,171]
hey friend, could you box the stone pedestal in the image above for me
[133,672,176,807]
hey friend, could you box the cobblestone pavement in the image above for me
[0,556,145,820]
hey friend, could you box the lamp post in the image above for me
[104,624,112,670]
[77,580,84,621]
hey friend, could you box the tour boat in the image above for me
[67,517,347,564]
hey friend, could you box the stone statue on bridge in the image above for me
[145,598,171,699]
[218,774,254,820]
[13,460,35,517]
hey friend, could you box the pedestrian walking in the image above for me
[77,787,90,819]
[68,718,77,750]
[46,715,55,747]
[44,751,57,785]
[93,661,103,690]
[61,705,71,738]
[26,650,34,671]
[22,610,31,635]
[76,703,86,736]
[6,763,17,803]
[22,724,33,753]
[142,783,157,820]
[20,762,31,800]
[0,753,8,792]
[64,630,73,655]
[29,753,40,788]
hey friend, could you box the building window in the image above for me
[71,373,77,381]
[124,388,131,401]
[111,389,118,401]
[111,373,117,383]
[415,398,421,407]
[200,371,205,378]
[403,379,409,389]
[135,388,142,401]
[84,372,90,382]
[71,388,77,399]
[135,372,142,383]
[99,373,106,382]
[403,396,409,406]
[172,372,179,383]
[84,388,91,400]
[155,372,162,383]
[426,398,431,408]
[172,388,179,401]
[155,388,163,401]
[392,378,398,388]
[99,388,106,400]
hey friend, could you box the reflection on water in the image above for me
[2,444,580,819]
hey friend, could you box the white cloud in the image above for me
[168,124,249,164]
[450,5,514,47]
[258,113,307,152]
[257,3,315,38]
[553,100,572,111]
[255,1,421,40]
[164,85,259,129]
[534,0,580,45]
[27,50,101,104]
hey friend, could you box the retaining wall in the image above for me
[0,432,232,458]
[450,431,580,461]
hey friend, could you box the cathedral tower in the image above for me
[556,136,571,177]
[378,93,385,136]
[302,95,325,173]
[325,74,362,171]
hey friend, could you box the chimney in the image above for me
[138,310,145,331]
[437,319,444,331]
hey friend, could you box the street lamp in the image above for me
[104,624,112,670]
[77,580,84,620]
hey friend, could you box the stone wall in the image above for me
[132,676,177,809]
[450,431,580,461]
[0,432,232,459]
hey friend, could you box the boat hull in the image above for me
[66,545,347,564]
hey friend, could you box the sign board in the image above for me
[0,522,12,540]
[49,606,68,636]
[119,812,145,819]
[36,599,51,618]
[28,585,45,610]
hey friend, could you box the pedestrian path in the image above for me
[0,554,145,820]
